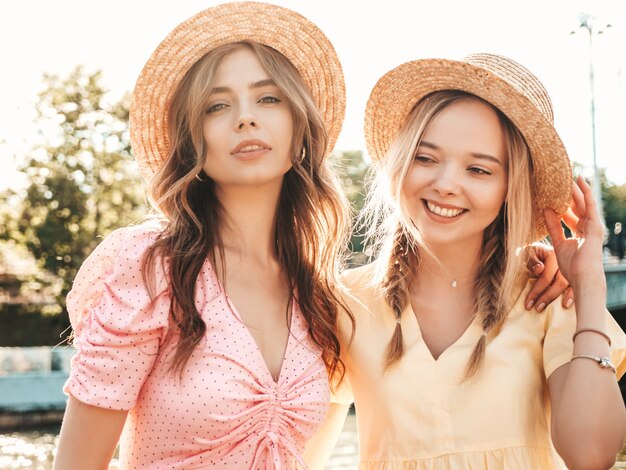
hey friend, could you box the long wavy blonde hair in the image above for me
[142,41,352,379]
[363,90,536,376]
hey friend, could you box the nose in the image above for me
[236,116,257,130]
[235,105,257,131]
[431,164,460,196]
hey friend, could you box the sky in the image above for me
[1,0,625,191]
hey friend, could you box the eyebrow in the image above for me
[419,140,503,166]
[209,79,277,95]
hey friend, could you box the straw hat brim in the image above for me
[364,58,572,238]
[130,1,345,181]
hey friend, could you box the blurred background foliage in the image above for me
[0,68,146,345]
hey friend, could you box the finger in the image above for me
[571,181,586,219]
[534,272,569,312]
[577,176,599,223]
[577,176,606,239]
[561,286,574,309]
[526,244,550,273]
[544,208,566,245]
[525,252,559,309]
[527,253,545,275]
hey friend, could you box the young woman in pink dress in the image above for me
[307,54,626,469]
[53,3,351,468]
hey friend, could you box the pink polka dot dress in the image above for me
[64,225,330,469]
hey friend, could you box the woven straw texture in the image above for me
[130,1,345,181]
[364,53,572,237]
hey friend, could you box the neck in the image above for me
[416,238,482,290]
[216,182,283,264]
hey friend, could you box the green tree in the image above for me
[15,67,147,313]
[330,150,371,253]
[603,177,626,257]
[605,183,626,227]
[601,167,626,230]
[0,189,24,244]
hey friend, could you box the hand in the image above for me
[543,176,605,293]
[524,244,573,311]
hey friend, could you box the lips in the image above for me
[424,200,467,218]
[231,139,271,156]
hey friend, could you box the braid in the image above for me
[382,227,417,369]
[465,216,507,378]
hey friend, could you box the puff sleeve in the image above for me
[543,300,626,380]
[64,225,171,410]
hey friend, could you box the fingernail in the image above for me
[526,299,535,310]
[536,302,546,312]
[565,298,574,308]
[533,263,543,272]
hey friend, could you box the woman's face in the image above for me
[401,98,508,249]
[202,47,294,190]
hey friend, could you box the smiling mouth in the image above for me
[424,200,467,218]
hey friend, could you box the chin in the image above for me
[420,229,482,248]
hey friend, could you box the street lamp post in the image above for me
[572,13,610,231]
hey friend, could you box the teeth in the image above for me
[426,201,464,218]
[239,144,265,152]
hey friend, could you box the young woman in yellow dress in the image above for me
[306,54,626,469]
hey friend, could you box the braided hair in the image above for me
[382,227,419,367]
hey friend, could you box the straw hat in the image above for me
[364,53,572,237]
[130,1,345,181]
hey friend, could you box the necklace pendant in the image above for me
[451,280,458,288]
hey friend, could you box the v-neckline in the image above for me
[405,301,479,362]
[223,292,293,385]
[205,259,298,385]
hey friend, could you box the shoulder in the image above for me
[503,276,535,316]
[76,222,166,283]
[340,262,379,292]
[77,221,165,268]
[67,222,168,328]
[98,221,165,255]
[338,262,386,312]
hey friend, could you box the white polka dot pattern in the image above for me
[64,225,330,468]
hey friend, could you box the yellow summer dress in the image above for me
[333,263,626,469]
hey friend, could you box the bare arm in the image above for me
[548,303,625,469]
[303,403,351,469]
[53,395,128,470]
[545,177,626,469]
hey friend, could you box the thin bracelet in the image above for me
[572,328,611,347]
[571,354,616,374]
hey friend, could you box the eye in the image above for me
[468,166,492,176]
[259,95,281,104]
[205,102,228,114]
[414,155,434,164]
